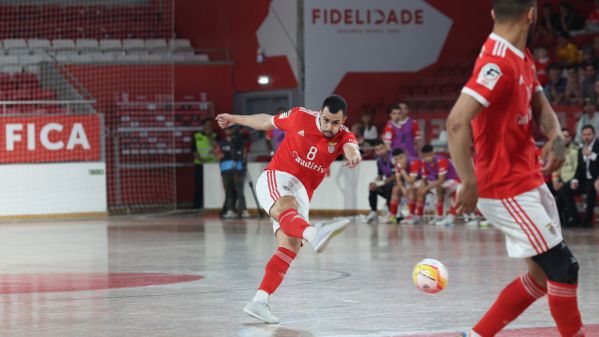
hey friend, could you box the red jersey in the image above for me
[266,107,358,199]
[462,33,544,199]
[394,158,422,180]
[382,118,421,142]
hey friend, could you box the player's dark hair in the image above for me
[372,139,385,147]
[392,148,404,156]
[421,144,434,154]
[390,102,407,111]
[322,95,348,115]
[275,107,286,113]
[561,127,570,133]
[493,0,535,22]
[582,124,595,134]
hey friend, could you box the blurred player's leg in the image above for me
[388,185,403,224]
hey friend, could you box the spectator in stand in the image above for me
[556,2,585,35]
[544,64,567,105]
[552,128,579,227]
[555,32,583,66]
[192,119,218,210]
[215,126,250,219]
[584,0,599,34]
[351,110,379,148]
[365,139,397,224]
[534,47,551,86]
[561,125,599,228]
[581,47,596,66]
[564,66,584,105]
[382,102,421,158]
[575,99,599,144]
[538,3,558,37]
[582,63,598,99]
[265,107,287,155]
[593,79,599,105]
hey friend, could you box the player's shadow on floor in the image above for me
[240,324,315,337]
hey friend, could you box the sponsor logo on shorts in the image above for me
[546,222,557,235]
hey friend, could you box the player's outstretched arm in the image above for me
[215,113,275,131]
[532,91,566,174]
[446,93,483,213]
[343,143,362,168]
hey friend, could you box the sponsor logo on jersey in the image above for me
[516,110,533,125]
[292,151,327,174]
[328,142,337,153]
[519,75,524,85]
[477,63,502,90]
[297,130,305,136]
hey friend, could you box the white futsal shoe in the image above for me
[436,214,455,227]
[365,211,378,224]
[311,218,350,253]
[429,216,443,226]
[244,301,279,324]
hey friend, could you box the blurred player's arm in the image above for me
[343,142,362,168]
[446,94,483,212]
[215,113,275,131]
[533,90,565,173]
[425,173,446,190]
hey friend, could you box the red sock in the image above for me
[278,208,310,239]
[473,273,546,336]
[448,205,458,216]
[415,201,424,216]
[390,200,399,216]
[258,247,297,294]
[436,202,444,216]
[547,281,584,337]
[408,200,415,215]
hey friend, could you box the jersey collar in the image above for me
[489,33,525,59]
[315,111,322,132]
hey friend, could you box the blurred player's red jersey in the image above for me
[266,107,358,199]
[394,158,422,181]
[462,33,544,199]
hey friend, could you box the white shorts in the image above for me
[256,170,310,233]
[478,184,563,258]
[442,179,460,194]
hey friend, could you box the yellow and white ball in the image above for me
[412,258,448,294]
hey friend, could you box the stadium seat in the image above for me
[99,39,122,51]
[3,39,27,49]
[52,39,76,51]
[122,39,145,51]
[27,39,51,50]
[75,39,99,50]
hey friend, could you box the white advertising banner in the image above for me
[304,0,453,108]
[0,162,107,217]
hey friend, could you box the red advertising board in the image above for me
[0,115,102,163]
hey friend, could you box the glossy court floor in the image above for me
[0,212,597,337]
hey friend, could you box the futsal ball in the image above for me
[412,258,448,294]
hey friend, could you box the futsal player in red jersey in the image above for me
[216,95,361,324]
[447,1,584,336]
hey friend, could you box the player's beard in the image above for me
[323,131,334,138]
